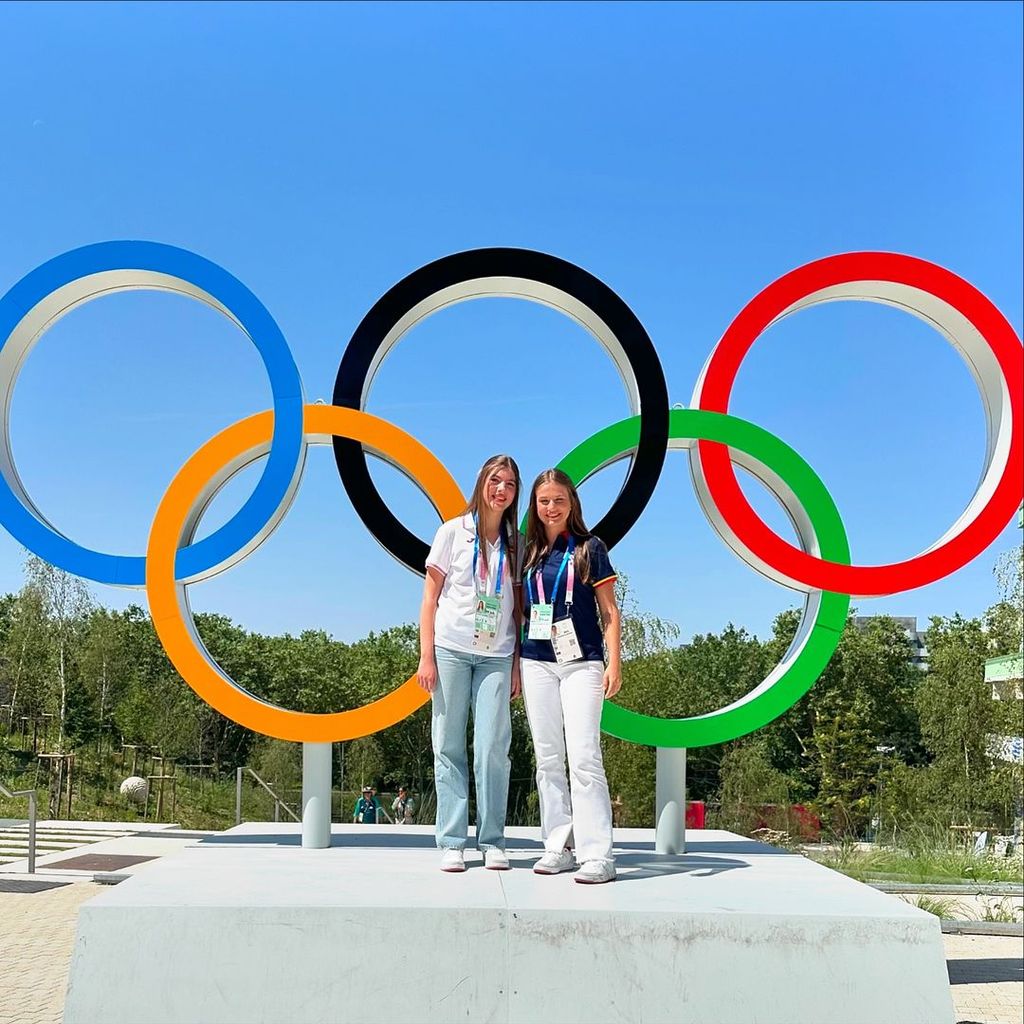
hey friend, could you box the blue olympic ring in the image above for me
[0,241,304,586]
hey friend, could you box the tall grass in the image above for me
[807,825,1024,884]
[907,895,963,919]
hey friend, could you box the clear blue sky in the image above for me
[0,1,1020,643]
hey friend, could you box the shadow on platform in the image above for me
[607,853,749,882]
[195,831,757,880]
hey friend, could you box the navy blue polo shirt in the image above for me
[521,534,617,663]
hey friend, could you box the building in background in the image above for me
[852,615,929,670]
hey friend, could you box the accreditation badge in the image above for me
[471,629,496,652]
[528,603,554,640]
[551,616,583,664]
[474,594,501,634]
[471,594,501,652]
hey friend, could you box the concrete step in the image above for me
[0,830,134,842]
[0,829,132,838]
[0,843,83,851]
[0,836,92,845]
[0,844,83,855]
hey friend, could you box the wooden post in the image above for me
[53,756,63,819]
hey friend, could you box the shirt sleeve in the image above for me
[587,537,617,589]
[426,520,455,575]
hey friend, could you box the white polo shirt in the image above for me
[426,515,520,657]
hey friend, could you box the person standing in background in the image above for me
[353,785,381,824]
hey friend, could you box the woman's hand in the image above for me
[418,567,444,693]
[595,581,622,700]
[417,655,438,693]
[510,659,521,700]
[603,664,622,699]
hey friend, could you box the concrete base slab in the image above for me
[64,825,955,1024]
[0,819,189,873]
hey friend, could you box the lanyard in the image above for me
[529,537,575,609]
[472,516,505,597]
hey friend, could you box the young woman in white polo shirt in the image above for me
[418,454,522,872]
[520,469,622,884]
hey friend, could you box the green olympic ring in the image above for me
[554,409,851,748]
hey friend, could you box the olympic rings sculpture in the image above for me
[0,242,1020,748]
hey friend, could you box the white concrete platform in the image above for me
[0,820,200,875]
[64,825,955,1024]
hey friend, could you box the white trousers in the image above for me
[521,659,614,865]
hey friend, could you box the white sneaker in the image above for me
[533,849,577,875]
[574,860,616,884]
[440,848,466,872]
[483,848,510,871]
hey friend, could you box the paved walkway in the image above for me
[945,933,1024,1024]
[0,880,1020,1023]
[0,880,101,1024]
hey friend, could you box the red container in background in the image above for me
[686,800,705,829]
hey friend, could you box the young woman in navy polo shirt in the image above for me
[418,454,523,873]
[520,469,621,884]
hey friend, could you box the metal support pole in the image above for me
[655,746,687,855]
[235,767,243,826]
[302,742,332,849]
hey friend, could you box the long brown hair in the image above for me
[523,469,593,584]
[460,454,521,581]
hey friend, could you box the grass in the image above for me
[805,835,1024,885]
[907,895,963,919]
[900,894,1024,923]
[980,897,1024,924]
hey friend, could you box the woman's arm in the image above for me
[595,582,622,699]
[418,567,445,692]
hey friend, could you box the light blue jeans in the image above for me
[432,645,513,850]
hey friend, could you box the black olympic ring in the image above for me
[332,248,670,574]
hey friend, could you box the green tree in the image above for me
[992,540,1022,652]
[601,577,682,825]
[914,614,1021,829]
[24,555,93,750]
[753,611,922,835]
[715,739,792,835]
[78,607,132,752]
[0,582,49,731]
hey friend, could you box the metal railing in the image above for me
[235,767,300,825]
[0,780,37,873]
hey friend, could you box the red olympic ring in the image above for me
[694,252,1023,596]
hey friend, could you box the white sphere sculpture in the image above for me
[119,776,149,804]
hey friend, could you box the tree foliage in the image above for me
[1,549,1020,837]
